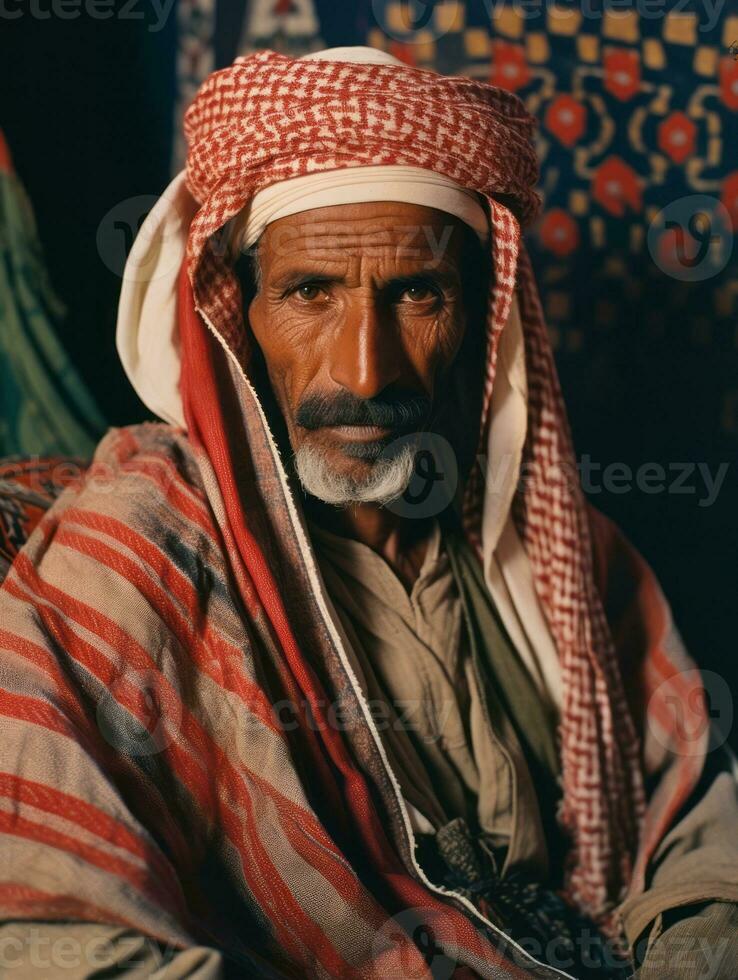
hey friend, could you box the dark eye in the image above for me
[296,283,324,301]
[400,282,440,304]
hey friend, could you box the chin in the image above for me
[292,440,415,507]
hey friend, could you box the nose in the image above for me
[328,294,403,399]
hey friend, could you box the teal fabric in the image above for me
[0,161,106,457]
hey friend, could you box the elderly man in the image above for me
[0,47,737,979]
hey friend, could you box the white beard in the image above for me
[293,442,416,506]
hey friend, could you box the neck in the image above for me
[304,496,434,590]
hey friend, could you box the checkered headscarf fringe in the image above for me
[183,50,653,931]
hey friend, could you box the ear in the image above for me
[246,273,263,331]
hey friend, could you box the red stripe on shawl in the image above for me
[109,425,142,464]
[0,798,171,904]
[0,884,161,942]
[9,539,370,925]
[45,518,381,884]
[0,676,196,892]
[0,687,90,742]
[9,544,347,855]
[11,552,195,740]
[0,621,196,878]
[8,559,367,976]
[95,429,215,533]
[117,455,219,543]
[9,555,220,810]
[81,434,216,542]
[0,774,183,904]
[54,513,281,736]
[178,261,532,974]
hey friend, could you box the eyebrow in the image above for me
[271,267,461,293]
[273,271,338,293]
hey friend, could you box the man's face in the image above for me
[247,201,480,504]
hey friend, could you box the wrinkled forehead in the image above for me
[249,201,478,270]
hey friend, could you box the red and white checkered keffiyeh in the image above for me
[180,50,708,939]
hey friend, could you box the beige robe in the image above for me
[308,517,551,879]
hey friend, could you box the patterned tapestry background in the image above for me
[1,0,736,726]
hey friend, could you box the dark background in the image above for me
[1,0,736,741]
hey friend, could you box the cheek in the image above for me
[436,307,467,363]
[248,300,328,408]
[404,306,466,383]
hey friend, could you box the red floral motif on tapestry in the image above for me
[658,112,697,165]
[490,41,530,93]
[603,48,641,102]
[545,94,587,147]
[540,208,580,256]
[721,171,738,230]
[592,156,642,215]
[719,56,738,110]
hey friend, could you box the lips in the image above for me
[315,424,400,461]
[324,424,394,442]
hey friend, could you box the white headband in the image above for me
[233,165,490,253]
